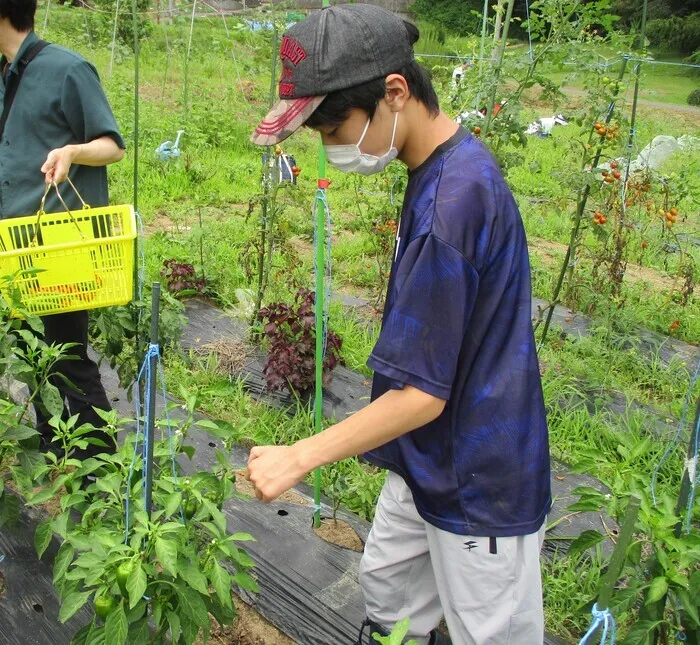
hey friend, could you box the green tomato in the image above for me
[608,82,617,91]
[601,76,611,84]
[116,561,135,597]
[94,595,117,621]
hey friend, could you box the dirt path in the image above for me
[559,87,700,115]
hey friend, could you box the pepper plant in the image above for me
[29,402,259,645]
[568,467,700,643]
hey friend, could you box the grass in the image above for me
[546,54,700,107]
[35,6,700,642]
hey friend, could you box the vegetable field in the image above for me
[0,1,698,644]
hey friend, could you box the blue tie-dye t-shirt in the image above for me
[365,127,551,538]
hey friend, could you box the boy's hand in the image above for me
[245,445,309,502]
[41,145,77,185]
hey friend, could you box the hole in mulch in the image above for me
[313,517,364,553]
[0,571,5,598]
[32,603,43,614]
[277,509,289,517]
[208,442,216,448]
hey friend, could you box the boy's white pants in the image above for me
[359,472,546,645]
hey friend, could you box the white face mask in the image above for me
[324,113,399,176]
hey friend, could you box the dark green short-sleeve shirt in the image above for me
[0,32,125,220]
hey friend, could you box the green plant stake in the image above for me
[313,143,327,530]
[580,495,640,643]
[313,0,331,532]
[109,0,122,76]
[182,0,197,115]
[131,0,139,211]
[144,282,161,517]
[43,0,50,32]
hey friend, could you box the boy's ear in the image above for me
[384,74,410,112]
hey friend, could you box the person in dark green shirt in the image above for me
[0,0,125,458]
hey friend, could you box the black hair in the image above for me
[0,0,37,31]
[305,21,439,129]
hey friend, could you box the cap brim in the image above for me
[251,95,326,146]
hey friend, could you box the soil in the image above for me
[235,471,311,507]
[528,236,677,291]
[5,479,63,519]
[289,235,312,256]
[196,596,296,645]
[0,570,5,598]
[146,213,186,235]
[313,518,364,553]
[235,476,364,552]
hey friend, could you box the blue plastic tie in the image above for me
[125,342,184,542]
[0,553,5,565]
[579,604,616,645]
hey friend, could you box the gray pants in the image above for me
[359,472,546,645]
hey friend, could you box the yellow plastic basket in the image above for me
[0,181,136,317]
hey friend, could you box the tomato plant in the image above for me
[353,168,407,306]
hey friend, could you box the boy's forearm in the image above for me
[68,136,124,167]
[294,385,446,472]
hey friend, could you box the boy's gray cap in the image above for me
[252,4,415,146]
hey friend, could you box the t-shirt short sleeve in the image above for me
[61,59,125,149]
[367,233,479,400]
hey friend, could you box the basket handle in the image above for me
[65,177,91,210]
[32,181,88,247]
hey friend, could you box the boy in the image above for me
[0,0,124,457]
[247,5,551,644]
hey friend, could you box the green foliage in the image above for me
[89,284,187,394]
[0,271,255,645]
[567,461,700,643]
[646,13,700,54]
[688,88,700,106]
[93,0,153,50]
[410,0,483,37]
[30,397,256,644]
[611,0,691,30]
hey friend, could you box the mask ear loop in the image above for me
[356,112,399,153]
[356,117,372,149]
[388,112,399,151]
